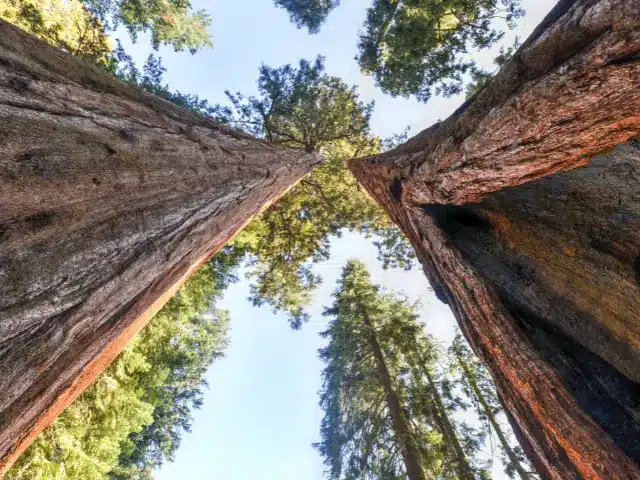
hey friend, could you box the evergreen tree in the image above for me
[0,0,112,63]
[316,260,443,480]
[373,298,490,479]
[2,0,212,57]
[82,0,212,52]
[317,261,508,480]
[220,57,414,328]
[449,334,536,480]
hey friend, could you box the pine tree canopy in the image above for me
[317,260,470,480]
[0,0,112,63]
[1,0,212,56]
[82,0,212,52]
[215,57,415,328]
[314,261,539,480]
[275,0,525,101]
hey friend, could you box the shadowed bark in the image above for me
[0,19,319,473]
[349,0,640,478]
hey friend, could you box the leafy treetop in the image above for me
[83,0,212,52]
[220,57,414,328]
[275,0,525,102]
[225,55,373,153]
[0,0,112,63]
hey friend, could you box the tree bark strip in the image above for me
[360,308,432,480]
[0,19,319,472]
[357,0,640,206]
[350,0,640,478]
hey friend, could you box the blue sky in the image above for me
[157,234,457,480]
[117,0,558,478]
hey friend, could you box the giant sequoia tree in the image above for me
[0,19,318,473]
[1,0,639,477]
[349,0,640,478]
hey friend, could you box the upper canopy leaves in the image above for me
[275,0,524,102]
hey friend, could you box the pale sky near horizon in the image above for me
[116,0,559,478]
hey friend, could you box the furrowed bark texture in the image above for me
[350,0,640,478]
[0,20,318,472]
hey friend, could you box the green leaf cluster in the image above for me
[317,261,456,479]
[81,0,211,52]
[0,0,112,63]
[217,58,415,328]
[275,0,525,101]
[1,0,212,62]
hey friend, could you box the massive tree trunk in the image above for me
[360,308,432,480]
[349,0,640,478]
[0,20,318,473]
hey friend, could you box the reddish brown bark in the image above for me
[350,0,640,478]
[0,20,318,473]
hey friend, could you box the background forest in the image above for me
[0,0,552,477]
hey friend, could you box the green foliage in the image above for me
[276,0,524,102]
[234,139,403,328]
[83,0,211,52]
[6,251,240,480]
[2,0,211,57]
[0,0,112,63]
[317,260,447,479]
[274,0,338,34]
[357,0,524,101]
[316,261,517,479]
[6,348,155,480]
[218,58,414,327]
[225,56,373,153]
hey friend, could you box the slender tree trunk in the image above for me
[360,308,432,480]
[421,362,475,480]
[0,20,319,472]
[456,354,530,480]
[350,1,640,478]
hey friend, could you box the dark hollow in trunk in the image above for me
[0,19,318,472]
[349,0,640,478]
